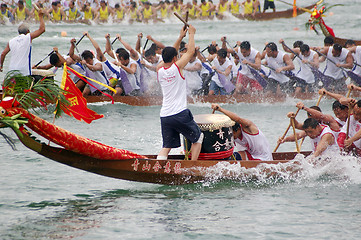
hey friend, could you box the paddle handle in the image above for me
[346,105,352,139]
[174,12,189,28]
[34,50,55,67]
[143,39,149,50]
[316,94,323,107]
[291,117,301,153]
[346,87,352,98]
[273,108,301,152]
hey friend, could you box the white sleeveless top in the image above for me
[9,34,32,76]
[184,59,202,95]
[352,46,361,76]
[324,47,349,79]
[298,50,317,84]
[335,117,346,128]
[310,124,337,154]
[84,59,109,93]
[211,57,233,87]
[341,115,361,148]
[265,51,290,83]
[234,127,273,161]
[237,47,258,78]
[158,63,187,117]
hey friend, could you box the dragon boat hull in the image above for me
[236,4,315,21]
[17,132,311,185]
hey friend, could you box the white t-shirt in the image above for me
[341,115,361,148]
[324,47,349,79]
[211,57,233,87]
[265,51,290,83]
[85,59,109,93]
[237,47,258,79]
[310,124,338,154]
[298,50,317,84]
[158,63,187,117]
[234,127,273,161]
[352,46,361,76]
[9,34,32,76]
[184,59,202,95]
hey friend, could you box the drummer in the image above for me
[211,103,273,160]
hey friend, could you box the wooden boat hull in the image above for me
[18,132,311,185]
[333,37,361,47]
[236,4,315,21]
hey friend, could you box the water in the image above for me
[1,0,361,239]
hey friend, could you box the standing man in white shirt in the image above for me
[156,24,203,161]
[0,8,45,75]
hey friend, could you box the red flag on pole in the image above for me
[60,63,103,124]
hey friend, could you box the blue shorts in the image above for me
[209,81,229,95]
[160,109,201,148]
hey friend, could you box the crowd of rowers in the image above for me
[30,28,361,99]
[0,0,275,24]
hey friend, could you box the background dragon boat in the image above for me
[306,1,361,46]
[236,3,316,21]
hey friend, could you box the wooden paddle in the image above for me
[346,103,352,139]
[174,12,189,28]
[273,108,301,152]
[290,117,301,153]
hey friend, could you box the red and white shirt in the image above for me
[310,124,338,154]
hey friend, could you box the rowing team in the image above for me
[29,29,361,99]
[210,84,361,162]
[1,0,273,24]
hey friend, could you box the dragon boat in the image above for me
[0,70,313,185]
[306,1,361,46]
[0,106,311,185]
[235,3,316,21]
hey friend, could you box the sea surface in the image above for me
[1,0,361,239]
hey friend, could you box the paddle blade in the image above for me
[248,67,268,88]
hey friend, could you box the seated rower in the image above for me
[34,46,87,91]
[317,44,353,91]
[319,88,349,127]
[104,34,141,96]
[337,98,361,155]
[69,33,110,96]
[345,40,361,81]
[183,48,203,95]
[263,42,294,96]
[295,102,341,138]
[208,48,234,95]
[211,103,273,160]
[278,117,338,158]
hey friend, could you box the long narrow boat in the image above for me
[0,107,310,185]
[236,4,316,21]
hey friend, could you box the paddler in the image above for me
[229,0,240,16]
[48,1,66,22]
[12,0,30,22]
[138,1,156,23]
[211,103,273,160]
[1,3,15,24]
[156,24,203,161]
[69,32,110,96]
[0,8,45,75]
[95,0,113,23]
[317,44,354,92]
[278,117,338,158]
[262,42,295,95]
[337,98,361,156]
[227,40,263,94]
[345,40,361,80]
[66,1,82,22]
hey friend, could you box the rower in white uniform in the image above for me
[0,8,45,75]
[211,103,273,160]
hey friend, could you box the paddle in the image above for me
[273,108,301,152]
[314,49,361,85]
[346,103,352,140]
[174,12,189,28]
[34,34,85,67]
[290,116,301,153]
[103,37,117,55]
[275,0,314,14]
[262,63,308,84]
